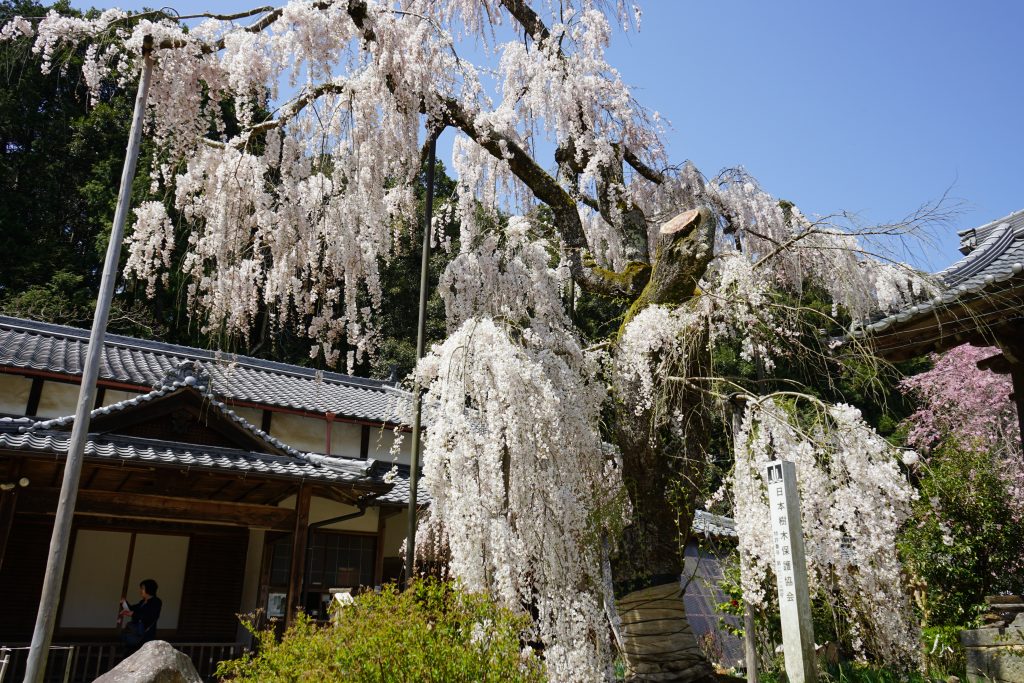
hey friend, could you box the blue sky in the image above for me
[70,0,1023,269]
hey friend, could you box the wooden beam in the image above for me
[977,352,1012,375]
[25,377,43,416]
[285,483,311,625]
[20,488,297,531]
[993,331,1024,453]
[867,283,1024,361]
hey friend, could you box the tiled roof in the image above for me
[0,316,409,424]
[692,510,738,539]
[366,461,430,506]
[0,427,377,485]
[854,209,1024,336]
[0,360,397,491]
[8,361,311,459]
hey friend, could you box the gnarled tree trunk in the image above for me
[611,208,718,683]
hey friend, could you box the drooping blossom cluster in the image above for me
[900,344,1021,454]
[726,398,919,669]
[418,318,623,680]
[416,215,627,680]
[900,344,1023,515]
[2,2,651,371]
[632,165,935,320]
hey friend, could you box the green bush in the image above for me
[898,439,1024,627]
[217,580,546,682]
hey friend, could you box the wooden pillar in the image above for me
[993,334,1024,454]
[285,483,311,625]
[374,510,387,586]
[1010,366,1024,452]
[0,489,16,573]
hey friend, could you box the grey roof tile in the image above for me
[0,361,397,493]
[692,510,738,539]
[0,427,375,484]
[365,461,431,506]
[0,316,410,424]
[853,209,1024,337]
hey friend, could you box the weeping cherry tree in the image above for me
[3,2,941,680]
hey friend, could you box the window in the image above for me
[270,531,376,589]
[60,530,189,630]
[268,531,377,619]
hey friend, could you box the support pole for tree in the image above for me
[404,135,436,586]
[730,394,759,683]
[24,36,154,683]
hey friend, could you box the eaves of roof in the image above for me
[0,315,411,424]
[0,426,384,487]
[851,209,1024,340]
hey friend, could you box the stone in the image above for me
[985,595,1022,605]
[93,641,202,683]
[960,625,1024,683]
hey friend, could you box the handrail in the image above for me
[0,642,240,683]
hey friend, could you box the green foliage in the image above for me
[920,625,965,679]
[0,0,179,340]
[1,2,129,303]
[899,439,1024,627]
[369,160,458,380]
[0,2,459,379]
[217,580,545,683]
[760,662,943,683]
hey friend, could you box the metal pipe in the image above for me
[405,135,436,587]
[24,36,155,683]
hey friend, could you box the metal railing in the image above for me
[0,642,241,683]
[0,646,74,683]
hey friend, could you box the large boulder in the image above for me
[93,641,202,683]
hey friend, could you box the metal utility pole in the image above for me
[404,135,437,587]
[24,36,155,683]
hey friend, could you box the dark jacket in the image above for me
[129,596,162,642]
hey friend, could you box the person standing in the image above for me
[119,579,162,655]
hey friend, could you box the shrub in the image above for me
[218,580,545,682]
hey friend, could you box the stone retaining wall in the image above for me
[960,611,1024,683]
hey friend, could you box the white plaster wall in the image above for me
[276,495,380,533]
[237,528,265,643]
[0,374,32,415]
[366,425,413,465]
[102,389,141,406]
[60,530,190,630]
[270,412,326,453]
[36,380,81,418]
[128,534,189,630]
[329,421,362,458]
[382,511,407,558]
[232,406,264,428]
[60,530,131,628]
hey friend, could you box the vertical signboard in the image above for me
[765,461,817,683]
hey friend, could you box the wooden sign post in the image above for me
[765,461,817,683]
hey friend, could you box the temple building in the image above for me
[855,208,1024,439]
[0,315,418,679]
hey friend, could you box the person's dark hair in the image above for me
[140,579,158,596]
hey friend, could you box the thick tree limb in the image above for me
[624,147,666,185]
